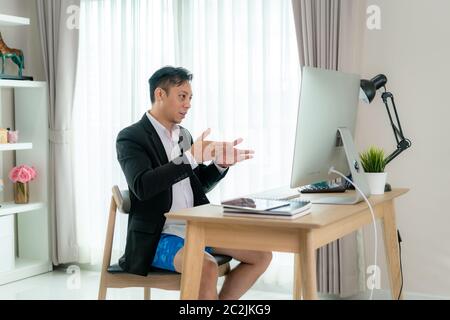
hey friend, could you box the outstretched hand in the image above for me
[189,128,215,163]
[189,129,255,167]
[212,138,255,168]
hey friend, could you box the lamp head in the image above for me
[360,74,388,103]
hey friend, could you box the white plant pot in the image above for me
[365,172,388,195]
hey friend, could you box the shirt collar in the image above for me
[146,112,180,142]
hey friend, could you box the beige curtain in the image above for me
[37,0,81,265]
[291,0,366,297]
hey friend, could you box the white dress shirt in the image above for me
[146,112,226,239]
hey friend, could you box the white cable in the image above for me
[328,167,378,300]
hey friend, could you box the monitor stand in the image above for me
[312,127,371,205]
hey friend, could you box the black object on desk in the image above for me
[300,178,392,194]
[343,176,392,192]
[300,183,346,194]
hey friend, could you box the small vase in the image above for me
[14,182,29,204]
[365,172,387,195]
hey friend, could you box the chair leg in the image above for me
[144,288,151,300]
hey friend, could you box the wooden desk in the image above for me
[166,189,409,300]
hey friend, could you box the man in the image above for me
[116,66,272,300]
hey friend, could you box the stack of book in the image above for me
[220,197,312,220]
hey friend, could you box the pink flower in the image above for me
[8,165,37,183]
[18,170,31,183]
[9,168,19,183]
[30,167,37,180]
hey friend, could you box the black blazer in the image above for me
[116,114,228,276]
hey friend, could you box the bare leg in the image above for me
[174,248,219,300]
[212,248,272,300]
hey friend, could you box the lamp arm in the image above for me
[384,139,411,165]
[381,91,412,165]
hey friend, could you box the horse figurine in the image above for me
[0,32,25,78]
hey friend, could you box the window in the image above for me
[74,0,300,290]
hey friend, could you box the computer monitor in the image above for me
[290,67,370,204]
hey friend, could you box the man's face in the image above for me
[160,82,193,125]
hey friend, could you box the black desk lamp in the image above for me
[360,74,412,191]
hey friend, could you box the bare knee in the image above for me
[199,257,219,300]
[202,257,219,281]
[255,251,272,271]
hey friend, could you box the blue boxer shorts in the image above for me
[151,233,213,272]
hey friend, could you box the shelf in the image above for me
[0,258,52,286]
[0,80,45,89]
[0,53,50,288]
[0,202,45,217]
[0,143,32,151]
[0,14,30,26]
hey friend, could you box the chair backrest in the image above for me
[112,186,131,214]
[101,186,131,275]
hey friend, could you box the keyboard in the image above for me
[300,183,346,194]
[250,182,348,202]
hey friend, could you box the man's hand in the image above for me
[189,129,255,166]
[189,128,216,163]
[212,138,255,168]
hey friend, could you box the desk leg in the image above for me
[180,222,205,300]
[293,253,303,300]
[382,200,403,300]
[300,231,318,300]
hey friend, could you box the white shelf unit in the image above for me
[0,14,30,27]
[0,79,52,285]
[0,143,32,151]
[0,80,45,89]
[0,258,51,286]
[0,202,45,217]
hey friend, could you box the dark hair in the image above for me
[149,66,193,104]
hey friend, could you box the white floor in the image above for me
[0,269,292,300]
[0,268,441,300]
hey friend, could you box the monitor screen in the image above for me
[290,67,361,189]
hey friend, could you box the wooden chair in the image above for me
[98,186,232,300]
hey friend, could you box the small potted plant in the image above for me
[8,165,37,204]
[360,146,387,195]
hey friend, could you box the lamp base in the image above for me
[346,182,392,192]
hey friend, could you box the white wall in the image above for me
[356,0,450,298]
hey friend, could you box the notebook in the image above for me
[220,197,312,220]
